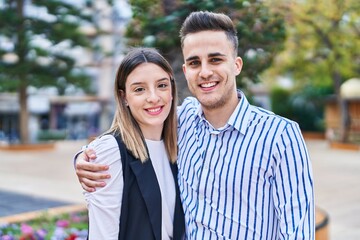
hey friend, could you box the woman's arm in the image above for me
[84,135,124,240]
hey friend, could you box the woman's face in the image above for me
[124,63,173,140]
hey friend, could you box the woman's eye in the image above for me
[158,83,168,88]
[134,87,145,92]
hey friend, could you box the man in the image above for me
[75,11,315,239]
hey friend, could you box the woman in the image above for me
[84,47,185,239]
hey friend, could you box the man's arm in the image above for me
[273,122,315,239]
[75,148,111,192]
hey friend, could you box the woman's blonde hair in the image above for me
[107,47,178,163]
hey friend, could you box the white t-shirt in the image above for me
[84,135,176,240]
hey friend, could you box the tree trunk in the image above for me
[19,82,29,143]
[16,0,29,144]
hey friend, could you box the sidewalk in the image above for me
[0,140,87,218]
[309,139,360,240]
[0,139,359,240]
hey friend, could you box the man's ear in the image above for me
[235,57,243,76]
[182,64,186,75]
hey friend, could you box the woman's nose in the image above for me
[146,90,160,103]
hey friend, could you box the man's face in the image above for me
[182,30,242,111]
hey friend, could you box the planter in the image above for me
[329,141,360,151]
[302,132,326,140]
[0,204,86,224]
[0,142,55,151]
[315,207,330,240]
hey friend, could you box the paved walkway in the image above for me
[0,190,72,217]
[0,140,87,218]
[0,139,359,239]
[309,140,360,240]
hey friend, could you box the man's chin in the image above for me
[198,97,224,110]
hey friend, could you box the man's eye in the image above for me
[189,60,200,66]
[210,58,222,63]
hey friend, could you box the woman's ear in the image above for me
[119,90,128,106]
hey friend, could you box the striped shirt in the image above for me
[177,91,315,240]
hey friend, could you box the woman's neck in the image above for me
[141,125,163,141]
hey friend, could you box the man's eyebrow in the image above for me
[185,52,226,62]
[208,52,226,57]
[185,56,199,62]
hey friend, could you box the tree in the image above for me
[266,0,360,141]
[125,0,286,99]
[0,0,94,143]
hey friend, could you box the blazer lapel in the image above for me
[130,159,162,240]
[170,162,185,240]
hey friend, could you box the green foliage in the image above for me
[0,0,94,92]
[267,0,360,90]
[126,0,286,88]
[37,129,67,141]
[270,87,293,118]
[271,85,333,132]
[0,0,96,143]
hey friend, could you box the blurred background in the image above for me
[0,0,359,145]
[0,0,359,239]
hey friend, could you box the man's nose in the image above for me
[199,63,213,79]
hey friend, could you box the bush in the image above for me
[37,130,67,142]
[270,85,332,132]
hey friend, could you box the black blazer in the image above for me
[115,135,185,240]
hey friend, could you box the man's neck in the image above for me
[202,96,240,129]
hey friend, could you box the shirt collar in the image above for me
[195,90,251,135]
[229,90,251,135]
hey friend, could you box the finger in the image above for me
[77,152,89,162]
[84,148,97,160]
[76,161,109,172]
[81,182,96,192]
[81,177,107,189]
[76,168,110,180]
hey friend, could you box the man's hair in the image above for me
[179,11,238,53]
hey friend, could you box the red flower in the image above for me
[66,233,78,240]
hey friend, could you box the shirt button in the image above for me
[199,195,204,200]
[204,165,209,170]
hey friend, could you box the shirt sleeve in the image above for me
[84,135,124,240]
[272,122,315,239]
[72,146,86,168]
